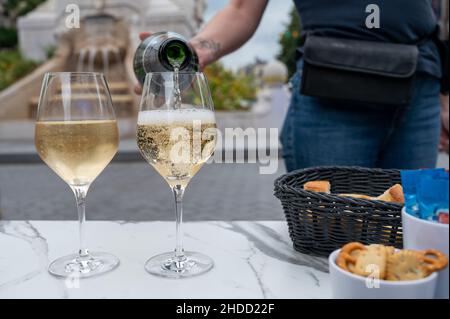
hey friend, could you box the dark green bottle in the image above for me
[133,31,199,85]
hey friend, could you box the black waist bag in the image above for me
[300,36,420,105]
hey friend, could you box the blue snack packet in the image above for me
[401,169,448,220]
[417,174,449,221]
[401,170,421,216]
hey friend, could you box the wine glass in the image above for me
[137,72,217,278]
[35,72,120,278]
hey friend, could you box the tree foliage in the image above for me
[0,50,38,91]
[0,0,46,27]
[277,7,302,79]
[0,0,46,47]
[0,26,17,47]
[204,62,257,111]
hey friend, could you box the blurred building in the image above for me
[238,57,288,87]
[238,57,267,87]
[0,0,206,126]
[17,0,206,61]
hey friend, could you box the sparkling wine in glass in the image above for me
[35,72,120,278]
[137,72,217,278]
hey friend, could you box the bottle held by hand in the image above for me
[133,31,199,85]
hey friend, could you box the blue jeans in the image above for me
[280,62,442,171]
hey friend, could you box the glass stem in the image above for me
[172,185,185,259]
[72,185,90,258]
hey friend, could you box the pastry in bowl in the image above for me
[336,242,448,281]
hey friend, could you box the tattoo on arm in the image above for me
[192,37,221,58]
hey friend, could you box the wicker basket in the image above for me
[274,166,403,257]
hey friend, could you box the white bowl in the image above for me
[402,208,449,299]
[329,249,438,299]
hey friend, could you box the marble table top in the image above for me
[0,221,331,299]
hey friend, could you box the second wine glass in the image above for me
[137,72,217,278]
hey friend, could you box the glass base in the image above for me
[48,252,120,278]
[145,251,214,279]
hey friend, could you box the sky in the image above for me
[204,0,293,70]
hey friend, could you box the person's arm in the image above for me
[135,0,268,94]
[190,0,269,69]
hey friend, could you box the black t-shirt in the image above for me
[293,0,441,78]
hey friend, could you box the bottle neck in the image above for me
[160,39,190,71]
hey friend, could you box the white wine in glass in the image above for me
[35,72,119,278]
[137,72,217,278]
[35,120,118,186]
[137,109,216,188]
